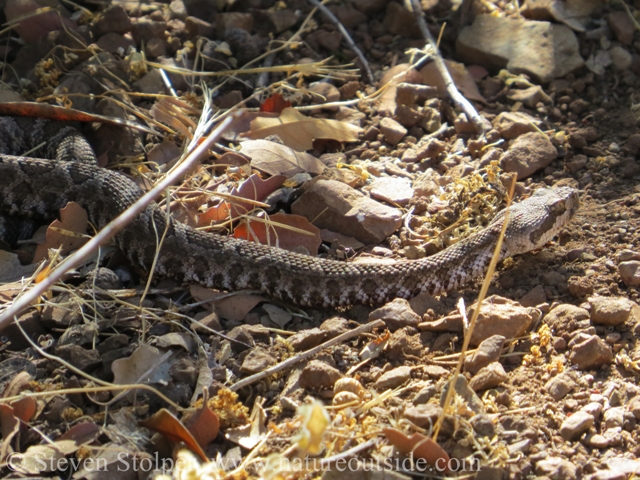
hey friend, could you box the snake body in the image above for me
[0,118,579,307]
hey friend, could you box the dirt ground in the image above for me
[1,0,640,479]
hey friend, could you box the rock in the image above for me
[91,5,131,38]
[608,11,635,45]
[146,38,167,58]
[374,365,412,389]
[369,177,414,206]
[500,132,558,180]
[131,19,166,45]
[416,138,446,161]
[545,372,577,400]
[240,348,276,375]
[609,46,632,71]
[492,111,541,139]
[252,9,299,35]
[520,285,547,307]
[184,16,214,38]
[569,335,613,370]
[566,154,588,173]
[382,2,421,38]
[403,403,443,428]
[470,414,496,438]
[396,83,437,106]
[506,86,552,108]
[560,411,594,441]
[379,117,407,145]
[133,69,166,94]
[457,15,584,83]
[465,335,505,375]
[535,457,577,480]
[369,298,421,331]
[352,0,388,14]
[299,360,342,389]
[619,260,640,287]
[412,384,436,404]
[291,179,402,244]
[53,344,102,371]
[589,296,640,326]
[568,276,594,298]
[288,328,327,351]
[440,374,484,414]
[308,82,340,107]
[544,304,590,333]
[466,295,538,347]
[581,402,603,419]
[386,329,423,358]
[469,362,508,391]
[96,33,135,54]
[215,12,253,37]
[615,249,640,263]
[603,406,636,430]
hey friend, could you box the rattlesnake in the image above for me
[0,117,579,307]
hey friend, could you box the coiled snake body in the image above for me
[0,118,579,307]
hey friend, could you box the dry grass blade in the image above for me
[0,116,234,329]
[433,174,517,440]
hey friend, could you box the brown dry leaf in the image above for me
[139,409,209,462]
[10,397,36,423]
[420,60,486,104]
[233,213,321,254]
[189,285,263,322]
[111,344,171,385]
[230,173,287,218]
[184,400,220,449]
[147,140,182,168]
[222,111,279,142]
[245,107,362,151]
[383,428,450,472]
[2,370,33,398]
[57,422,101,445]
[33,202,88,263]
[239,139,326,176]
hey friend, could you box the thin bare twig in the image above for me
[307,0,374,84]
[407,0,485,135]
[230,319,385,391]
[0,116,234,330]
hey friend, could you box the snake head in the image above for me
[504,186,579,255]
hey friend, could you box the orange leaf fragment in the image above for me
[383,428,450,473]
[260,93,291,113]
[139,409,209,462]
[184,401,220,450]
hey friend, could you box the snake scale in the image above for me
[0,117,579,308]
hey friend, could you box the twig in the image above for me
[432,174,517,440]
[306,0,374,84]
[230,319,385,391]
[407,0,485,135]
[0,116,234,330]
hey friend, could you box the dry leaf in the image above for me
[184,401,220,450]
[260,93,292,113]
[420,60,486,104]
[225,400,266,450]
[233,213,321,254]
[245,107,362,151]
[383,428,450,472]
[33,202,88,263]
[0,404,20,462]
[111,344,171,385]
[239,139,326,177]
[139,409,209,462]
[189,285,263,322]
